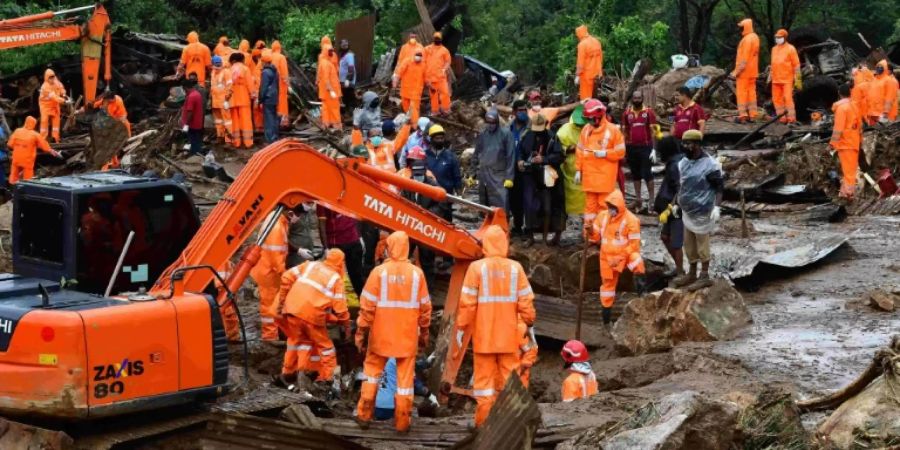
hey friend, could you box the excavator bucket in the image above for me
[86,111,128,170]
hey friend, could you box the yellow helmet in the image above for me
[428,124,446,136]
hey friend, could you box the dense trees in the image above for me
[1,0,898,83]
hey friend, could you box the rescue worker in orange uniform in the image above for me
[867,60,898,124]
[730,19,760,122]
[456,225,536,427]
[210,55,233,145]
[226,52,255,148]
[355,231,432,432]
[320,36,340,68]
[271,41,291,121]
[588,189,645,325]
[517,320,538,388]
[560,340,598,402]
[214,36,233,58]
[397,33,424,67]
[277,248,350,384]
[252,48,265,133]
[215,260,242,342]
[769,29,801,123]
[393,50,427,122]
[366,127,397,193]
[317,45,342,130]
[93,91,131,137]
[830,84,861,200]
[38,69,67,143]
[250,210,289,341]
[178,31,212,84]
[575,25,603,101]
[424,32,452,116]
[851,66,873,125]
[574,99,625,233]
[7,116,61,184]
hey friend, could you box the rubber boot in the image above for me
[673,264,697,288]
[601,307,612,325]
[634,275,647,295]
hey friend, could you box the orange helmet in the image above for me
[561,340,589,363]
[582,99,606,118]
[407,145,426,160]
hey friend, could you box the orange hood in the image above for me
[853,67,874,84]
[43,68,56,83]
[239,39,250,53]
[255,40,266,50]
[261,49,273,63]
[187,31,199,44]
[386,231,410,262]
[482,225,508,258]
[272,40,282,54]
[24,116,37,130]
[739,19,754,36]
[876,59,889,77]
[604,189,627,216]
[321,36,332,50]
[324,248,345,274]
[218,36,228,45]
[575,25,589,40]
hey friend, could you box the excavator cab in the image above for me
[12,172,200,294]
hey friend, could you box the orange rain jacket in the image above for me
[366,141,397,173]
[250,213,289,286]
[238,40,256,80]
[396,39,425,69]
[9,116,52,165]
[271,41,290,116]
[228,61,254,107]
[575,25,603,81]
[39,69,66,115]
[589,190,644,273]
[732,19,760,79]
[317,53,341,99]
[358,232,432,358]
[575,118,626,193]
[424,43,451,85]
[457,225,536,354]
[180,31,212,83]
[320,36,339,68]
[93,95,130,136]
[561,365,599,402]
[211,65,232,109]
[851,68,873,121]
[830,98,861,151]
[394,58,427,100]
[770,41,800,84]
[278,251,349,326]
[868,60,898,120]
[517,320,538,370]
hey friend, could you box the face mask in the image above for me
[531,104,542,112]
[409,38,417,45]
[339,48,348,55]
[328,50,334,56]
[370,136,383,146]
[369,98,380,109]
[487,122,499,132]
[592,114,604,126]
[434,40,442,46]
[432,139,446,149]
[633,101,643,108]
[609,206,619,216]
[875,67,884,75]
[516,111,529,123]
[414,55,423,62]
[775,37,785,45]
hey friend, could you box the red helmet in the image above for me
[527,90,542,101]
[561,340,589,363]
[407,145,426,160]
[582,99,606,118]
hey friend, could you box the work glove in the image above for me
[650,149,658,164]
[503,179,514,188]
[794,73,803,90]
[289,86,296,96]
[455,329,464,348]
[418,327,429,349]
[574,76,580,86]
[427,393,439,407]
[52,150,63,159]
[329,90,337,99]
[659,204,672,224]
[574,171,582,185]
[593,150,607,158]
[355,327,369,353]
[182,125,189,133]
[343,80,350,88]
[879,115,890,124]
[223,101,230,110]
[710,206,721,222]
[297,248,314,260]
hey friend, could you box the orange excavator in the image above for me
[0,140,504,419]
[0,4,111,103]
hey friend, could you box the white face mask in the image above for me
[531,104,542,112]
[414,55,423,62]
[775,37,785,45]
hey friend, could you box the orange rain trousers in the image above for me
[736,77,758,119]
[837,148,859,199]
[280,315,336,381]
[771,83,795,122]
[429,81,451,114]
[473,352,519,427]
[356,353,416,431]
[213,108,233,144]
[231,106,253,148]
[321,97,341,129]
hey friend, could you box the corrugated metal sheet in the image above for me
[201,413,367,450]
[452,375,542,450]
[335,15,376,84]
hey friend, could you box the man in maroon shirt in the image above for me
[317,205,364,295]
[622,90,657,212]
[181,75,205,156]
[671,86,707,140]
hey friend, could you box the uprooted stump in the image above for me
[557,391,739,450]
[813,335,900,448]
[611,279,752,356]
[735,389,808,449]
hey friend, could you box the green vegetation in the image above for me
[0,0,897,82]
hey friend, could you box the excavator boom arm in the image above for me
[152,140,502,294]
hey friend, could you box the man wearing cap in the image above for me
[473,109,516,208]
[424,32,452,116]
[393,47,427,122]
